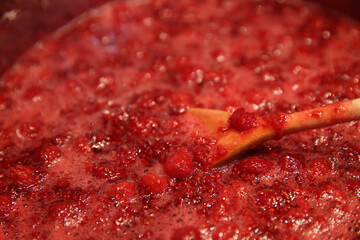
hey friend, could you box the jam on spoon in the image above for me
[189,98,360,167]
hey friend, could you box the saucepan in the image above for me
[0,0,360,239]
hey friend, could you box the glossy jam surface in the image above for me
[1,0,360,239]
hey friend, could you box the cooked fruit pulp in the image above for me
[1,0,360,239]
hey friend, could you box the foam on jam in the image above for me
[1,0,360,239]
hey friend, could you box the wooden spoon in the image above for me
[188,98,360,167]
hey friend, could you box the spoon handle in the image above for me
[282,98,360,135]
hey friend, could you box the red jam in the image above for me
[229,109,259,132]
[228,109,290,138]
[1,0,360,239]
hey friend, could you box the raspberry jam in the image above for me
[1,0,360,239]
